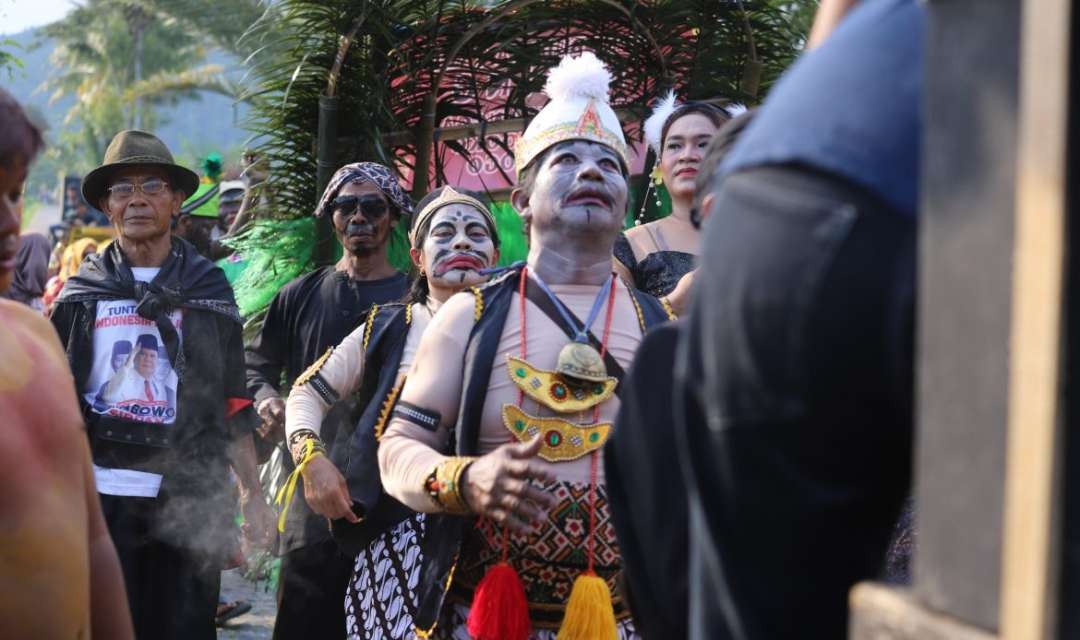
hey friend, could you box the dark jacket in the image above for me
[326,302,416,557]
[51,238,256,563]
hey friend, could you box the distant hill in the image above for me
[2,27,251,164]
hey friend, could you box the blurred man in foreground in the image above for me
[0,88,134,640]
[678,0,921,636]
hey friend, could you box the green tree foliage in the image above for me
[0,38,24,79]
[244,0,815,223]
[37,0,232,168]
[218,0,818,320]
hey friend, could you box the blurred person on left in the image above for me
[0,88,134,640]
[0,232,51,312]
[42,236,98,313]
[49,129,274,640]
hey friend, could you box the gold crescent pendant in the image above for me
[501,404,611,462]
[506,355,617,413]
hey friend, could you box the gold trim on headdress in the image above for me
[513,107,630,174]
[409,186,494,245]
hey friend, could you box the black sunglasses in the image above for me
[331,194,390,220]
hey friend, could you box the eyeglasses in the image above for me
[331,194,389,220]
[107,178,170,200]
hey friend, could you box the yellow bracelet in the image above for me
[274,438,325,533]
[424,456,476,515]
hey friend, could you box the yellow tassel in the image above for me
[556,573,617,640]
[273,439,324,533]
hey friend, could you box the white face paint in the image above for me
[524,140,628,237]
[420,204,497,289]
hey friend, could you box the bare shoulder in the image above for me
[0,299,67,367]
[423,289,480,349]
[623,223,659,260]
[623,222,656,243]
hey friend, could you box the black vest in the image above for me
[326,302,416,557]
[412,268,673,633]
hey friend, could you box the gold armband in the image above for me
[424,456,477,515]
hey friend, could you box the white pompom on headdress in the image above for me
[514,51,629,174]
[543,51,613,103]
[644,90,679,155]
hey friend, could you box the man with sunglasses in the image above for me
[245,161,411,640]
[49,129,274,640]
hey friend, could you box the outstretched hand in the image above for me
[461,437,558,534]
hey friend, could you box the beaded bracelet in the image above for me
[288,428,327,467]
[424,456,477,515]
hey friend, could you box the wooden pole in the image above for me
[314,94,339,266]
[1000,0,1073,637]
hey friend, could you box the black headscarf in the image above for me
[2,233,50,304]
[57,237,239,379]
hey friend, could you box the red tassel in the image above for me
[467,562,531,640]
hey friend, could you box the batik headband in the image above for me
[314,162,414,220]
[408,186,496,245]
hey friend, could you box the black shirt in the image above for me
[245,266,408,550]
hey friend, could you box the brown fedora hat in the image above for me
[82,130,200,206]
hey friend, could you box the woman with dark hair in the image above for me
[280,185,500,639]
[614,95,732,312]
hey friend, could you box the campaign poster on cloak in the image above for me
[83,300,183,424]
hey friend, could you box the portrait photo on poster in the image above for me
[84,301,182,424]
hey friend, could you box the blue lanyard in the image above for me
[530,270,614,344]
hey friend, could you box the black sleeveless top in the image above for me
[613,232,695,298]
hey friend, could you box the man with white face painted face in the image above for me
[376,53,673,639]
[244,162,411,640]
[282,187,502,637]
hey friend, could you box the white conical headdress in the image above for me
[514,51,629,174]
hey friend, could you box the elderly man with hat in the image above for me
[49,129,274,640]
[375,52,672,639]
[244,161,411,640]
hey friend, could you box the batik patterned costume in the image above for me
[283,301,431,638]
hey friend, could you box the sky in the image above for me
[0,0,75,36]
